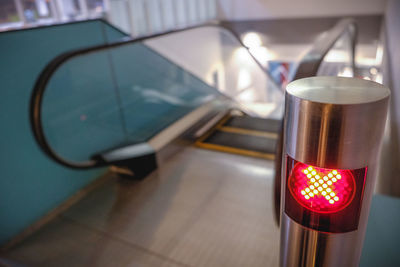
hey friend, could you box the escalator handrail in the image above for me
[30,19,280,169]
[294,18,357,79]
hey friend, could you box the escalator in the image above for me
[29,21,285,176]
[3,18,357,265]
[29,17,357,218]
[196,113,279,160]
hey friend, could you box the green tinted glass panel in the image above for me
[109,44,219,142]
[0,20,127,245]
[41,42,221,162]
[43,52,127,161]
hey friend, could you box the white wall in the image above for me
[217,0,387,20]
[109,0,217,37]
[144,27,223,89]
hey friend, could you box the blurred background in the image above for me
[0,0,399,266]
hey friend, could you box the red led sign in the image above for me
[285,156,367,233]
[288,164,356,213]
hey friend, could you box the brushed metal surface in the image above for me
[280,77,390,267]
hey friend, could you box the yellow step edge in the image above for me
[218,126,278,139]
[196,114,232,143]
[195,141,275,160]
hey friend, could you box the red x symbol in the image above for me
[300,166,342,205]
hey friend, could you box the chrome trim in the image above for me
[101,143,155,162]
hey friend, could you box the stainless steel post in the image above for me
[280,77,390,267]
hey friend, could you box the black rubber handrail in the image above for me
[273,18,357,225]
[29,19,280,169]
[293,18,357,79]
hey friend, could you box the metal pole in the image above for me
[280,77,390,267]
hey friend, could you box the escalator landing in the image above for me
[196,114,279,160]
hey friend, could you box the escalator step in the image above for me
[197,130,276,159]
[219,126,278,139]
[224,116,281,133]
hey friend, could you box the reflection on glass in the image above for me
[144,26,284,119]
[41,42,221,162]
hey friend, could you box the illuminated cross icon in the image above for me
[300,166,342,204]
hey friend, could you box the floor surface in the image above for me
[3,147,279,267]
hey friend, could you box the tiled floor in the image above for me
[4,147,279,267]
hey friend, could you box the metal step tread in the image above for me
[197,130,276,159]
[224,116,281,133]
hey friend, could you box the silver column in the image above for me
[280,77,390,267]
